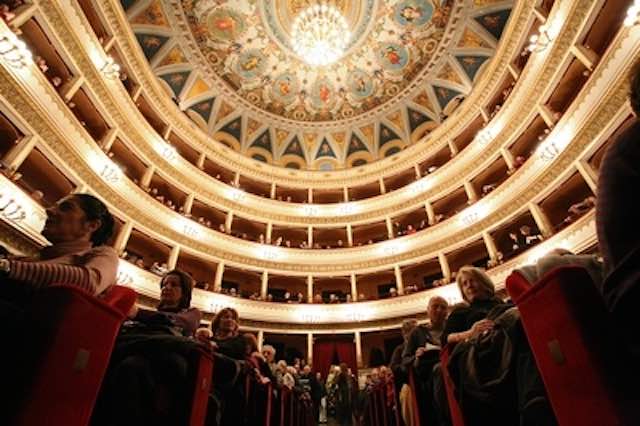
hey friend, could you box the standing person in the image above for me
[316,371,328,424]
[390,319,418,426]
[335,363,356,426]
[262,344,278,377]
[596,61,640,356]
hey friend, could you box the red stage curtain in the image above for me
[335,339,358,376]
[313,340,336,379]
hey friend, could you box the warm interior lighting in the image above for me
[0,33,32,68]
[527,26,552,52]
[291,4,351,67]
[100,56,121,79]
[625,1,640,27]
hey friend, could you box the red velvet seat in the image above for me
[189,349,214,426]
[440,345,466,426]
[506,266,640,426]
[14,285,136,426]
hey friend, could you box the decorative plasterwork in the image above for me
[94,0,533,185]
[11,0,623,228]
[119,0,514,169]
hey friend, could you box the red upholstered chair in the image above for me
[440,344,466,426]
[506,266,640,426]
[13,284,137,426]
[189,349,214,426]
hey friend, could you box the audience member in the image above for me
[390,319,418,426]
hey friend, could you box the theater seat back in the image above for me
[15,285,136,426]
[506,266,639,426]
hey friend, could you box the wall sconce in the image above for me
[99,162,123,184]
[527,26,552,53]
[625,1,640,27]
[475,127,495,146]
[100,55,121,80]
[160,143,177,161]
[0,34,32,68]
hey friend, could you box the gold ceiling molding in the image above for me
[0,42,626,275]
[92,0,535,187]
[31,0,601,228]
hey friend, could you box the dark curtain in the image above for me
[313,340,337,378]
[335,340,358,376]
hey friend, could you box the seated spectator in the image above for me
[296,292,305,303]
[150,261,169,276]
[406,224,416,235]
[345,294,352,303]
[262,345,277,377]
[93,269,202,426]
[442,266,554,425]
[0,193,118,300]
[313,293,323,303]
[509,231,525,253]
[596,75,640,355]
[389,287,398,297]
[329,293,339,304]
[0,194,119,422]
[520,225,543,246]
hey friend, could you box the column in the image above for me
[537,104,559,128]
[480,106,490,123]
[307,275,314,303]
[308,226,313,247]
[168,245,180,269]
[379,178,386,194]
[501,147,516,171]
[343,187,349,202]
[100,128,118,152]
[425,201,436,225]
[260,270,269,299]
[448,139,459,157]
[394,265,405,295]
[131,85,143,102]
[414,164,421,179]
[233,172,240,187]
[6,2,37,28]
[139,165,155,189]
[533,5,547,23]
[385,217,394,239]
[464,181,478,203]
[113,221,133,255]
[507,64,520,80]
[346,224,353,247]
[576,161,598,193]
[270,182,277,199]
[355,331,363,369]
[1,135,36,172]
[60,76,84,102]
[350,274,358,301]
[183,193,195,215]
[257,330,264,351]
[214,262,225,292]
[438,252,451,282]
[307,333,314,367]
[571,44,599,71]
[482,231,499,261]
[162,125,172,140]
[225,211,234,233]
[266,222,273,244]
[196,152,206,169]
[308,188,313,203]
[528,202,554,238]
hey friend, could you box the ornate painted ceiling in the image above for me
[121,0,514,170]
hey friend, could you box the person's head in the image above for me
[630,60,640,115]
[547,248,574,256]
[315,371,322,381]
[277,360,287,372]
[339,362,349,375]
[42,194,115,246]
[262,344,276,362]
[158,269,194,311]
[401,318,418,340]
[243,333,259,355]
[457,266,495,303]
[303,365,311,375]
[211,307,239,336]
[427,296,449,328]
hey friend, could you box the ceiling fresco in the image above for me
[122,0,514,170]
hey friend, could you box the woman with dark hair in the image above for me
[0,193,118,299]
[335,363,356,426]
[93,270,202,426]
[131,269,201,336]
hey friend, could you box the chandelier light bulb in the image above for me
[291,3,351,67]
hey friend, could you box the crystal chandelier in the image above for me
[291,4,351,67]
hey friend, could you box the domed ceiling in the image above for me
[122,0,514,170]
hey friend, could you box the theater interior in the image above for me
[0,0,639,425]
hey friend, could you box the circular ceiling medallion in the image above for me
[182,0,453,122]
